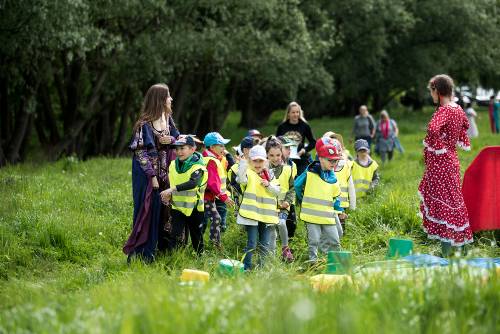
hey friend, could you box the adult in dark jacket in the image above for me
[276,101,315,175]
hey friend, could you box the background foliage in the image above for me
[1,0,499,164]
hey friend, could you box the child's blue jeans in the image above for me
[243,222,272,270]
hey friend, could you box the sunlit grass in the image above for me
[0,107,499,333]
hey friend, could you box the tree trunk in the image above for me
[39,83,60,143]
[47,71,107,160]
[63,58,83,138]
[113,87,132,155]
[7,99,32,163]
[0,74,9,166]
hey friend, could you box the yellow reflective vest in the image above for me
[271,164,294,209]
[300,172,341,225]
[203,155,230,197]
[352,160,379,198]
[239,169,279,225]
[169,163,208,216]
[335,160,353,208]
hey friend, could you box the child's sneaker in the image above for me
[282,246,294,262]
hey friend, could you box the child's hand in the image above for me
[225,197,235,208]
[280,201,290,209]
[260,179,270,187]
[152,176,160,189]
[160,187,175,204]
[339,212,348,220]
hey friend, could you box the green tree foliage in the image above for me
[0,0,499,164]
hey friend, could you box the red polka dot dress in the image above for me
[418,104,473,246]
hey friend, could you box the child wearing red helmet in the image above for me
[294,137,343,262]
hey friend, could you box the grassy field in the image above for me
[1,107,499,333]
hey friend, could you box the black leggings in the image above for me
[286,204,297,238]
[169,209,204,255]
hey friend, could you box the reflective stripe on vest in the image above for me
[299,172,341,225]
[335,160,352,208]
[169,163,207,215]
[239,169,278,224]
[351,160,378,198]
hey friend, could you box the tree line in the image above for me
[1,0,499,165]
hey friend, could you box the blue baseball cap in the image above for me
[173,135,196,147]
[240,136,255,149]
[203,132,231,147]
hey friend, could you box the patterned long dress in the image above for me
[123,117,179,261]
[418,104,473,246]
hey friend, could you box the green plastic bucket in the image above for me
[326,251,353,274]
[218,259,244,276]
[387,238,413,258]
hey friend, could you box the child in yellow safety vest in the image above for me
[160,136,207,255]
[202,132,235,247]
[236,145,280,270]
[265,137,295,262]
[352,139,380,198]
[294,137,344,262]
[227,136,257,217]
[277,136,299,240]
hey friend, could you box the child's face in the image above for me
[242,147,251,159]
[210,144,225,156]
[357,149,369,159]
[175,145,196,161]
[267,147,282,165]
[250,159,266,173]
[319,157,338,171]
[281,146,290,159]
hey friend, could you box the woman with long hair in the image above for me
[276,101,315,176]
[123,83,179,262]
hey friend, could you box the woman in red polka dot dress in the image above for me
[418,74,473,257]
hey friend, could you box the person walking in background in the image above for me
[276,101,316,176]
[374,110,399,163]
[494,96,500,134]
[464,100,478,138]
[419,74,473,257]
[352,105,376,151]
[352,139,380,198]
[488,95,497,134]
[123,83,179,262]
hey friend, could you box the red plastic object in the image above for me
[462,146,500,232]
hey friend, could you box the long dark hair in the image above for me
[133,83,171,132]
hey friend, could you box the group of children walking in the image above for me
[159,130,380,270]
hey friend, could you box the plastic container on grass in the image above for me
[180,269,210,283]
[387,238,413,258]
[218,259,245,276]
[326,251,353,274]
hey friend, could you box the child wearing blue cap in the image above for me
[352,139,380,198]
[160,136,207,255]
[202,132,235,247]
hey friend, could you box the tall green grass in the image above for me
[0,107,499,333]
